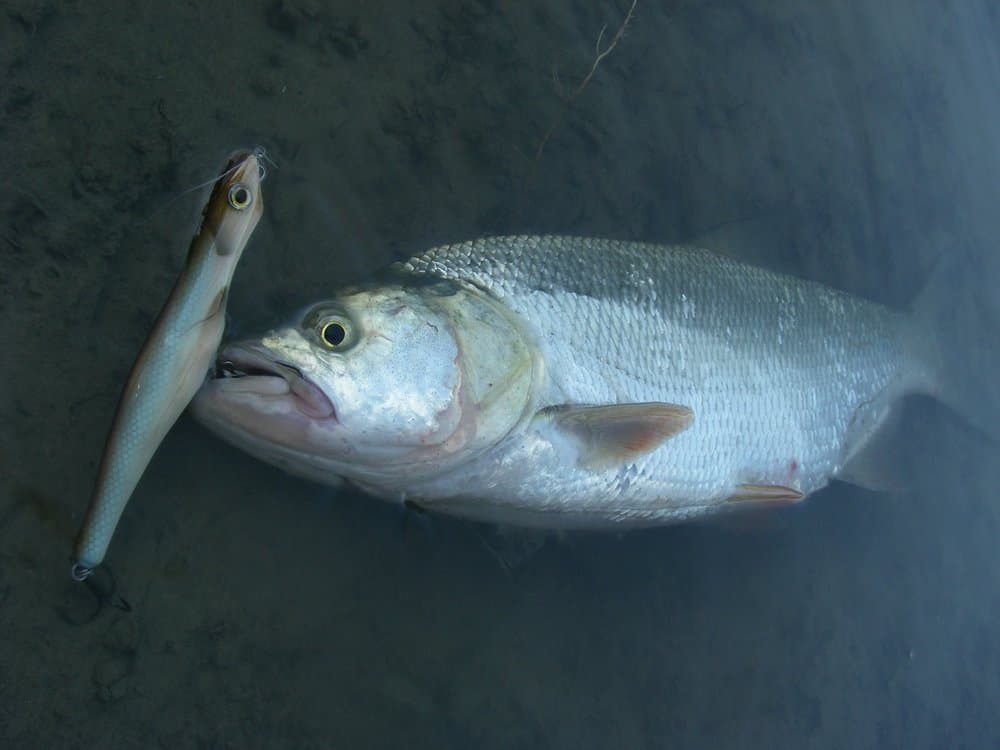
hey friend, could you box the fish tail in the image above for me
[907,255,996,438]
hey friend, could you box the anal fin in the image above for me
[728,483,804,504]
[835,401,907,493]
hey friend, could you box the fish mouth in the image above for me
[212,344,336,420]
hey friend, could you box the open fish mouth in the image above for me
[212,344,336,420]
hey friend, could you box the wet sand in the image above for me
[2,1,999,747]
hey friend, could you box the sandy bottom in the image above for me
[2,1,999,747]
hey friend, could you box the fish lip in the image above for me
[214,343,337,421]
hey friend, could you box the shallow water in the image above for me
[3,1,999,748]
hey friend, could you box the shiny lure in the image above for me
[72,148,266,578]
[192,235,962,530]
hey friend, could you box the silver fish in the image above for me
[191,235,954,529]
[72,149,266,577]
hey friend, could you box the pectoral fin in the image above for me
[543,402,693,469]
[728,483,804,504]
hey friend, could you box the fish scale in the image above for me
[394,236,917,523]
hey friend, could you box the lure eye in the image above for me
[228,183,253,210]
[320,319,350,349]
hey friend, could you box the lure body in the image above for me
[72,149,265,575]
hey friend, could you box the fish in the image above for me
[190,235,960,530]
[72,148,266,578]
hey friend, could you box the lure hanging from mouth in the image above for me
[71,147,267,579]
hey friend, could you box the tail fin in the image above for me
[908,255,997,439]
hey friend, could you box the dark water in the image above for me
[3,1,999,747]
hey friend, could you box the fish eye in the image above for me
[320,319,350,348]
[228,183,253,210]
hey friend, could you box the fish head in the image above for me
[192,281,537,487]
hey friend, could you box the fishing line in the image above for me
[142,146,277,225]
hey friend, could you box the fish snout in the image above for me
[214,343,336,420]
